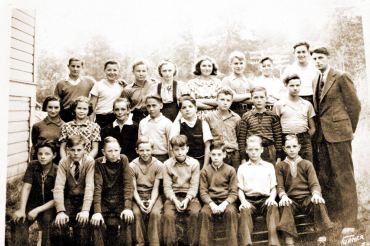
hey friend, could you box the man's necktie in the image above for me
[318,73,325,99]
[74,161,80,181]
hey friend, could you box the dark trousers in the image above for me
[277,195,333,238]
[162,196,201,246]
[132,193,163,246]
[152,154,169,163]
[261,145,277,165]
[60,107,74,122]
[317,139,358,228]
[95,113,116,129]
[10,208,55,246]
[193,156,205,170]
[132,108,148,124]
[239,196,280,246]
[224,150,240,169]
[199,203,238,246]
[230,103,251,117]
[282,132,313,162]
[92,215,132,246]
[51,197,92,246]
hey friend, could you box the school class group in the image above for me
[9,41,362,246]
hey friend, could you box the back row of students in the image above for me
[11,131,333,246]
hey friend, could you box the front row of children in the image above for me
[11,131,334,246]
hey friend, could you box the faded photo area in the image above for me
[3,0,370,245]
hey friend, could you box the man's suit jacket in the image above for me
[313,67,361,143]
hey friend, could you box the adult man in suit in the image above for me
[311,47,361,234]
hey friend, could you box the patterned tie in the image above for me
[74,161,80,181]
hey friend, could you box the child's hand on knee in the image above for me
[76,211,90,226]
[209,202,220,214]
[120,209,134,223]
[55,212,69,227]
[12,209,26,223]
[90,213,104,226]
[311,193,325,204]
[265,197,278,207]
[239,201,251,210]
[279,195,292,207]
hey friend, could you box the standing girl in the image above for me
[31,96,64,162]
[187,56,221,119]
[59,96,101,159]
[169,95,213,169]
[90,60,126,129]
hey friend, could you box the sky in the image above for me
[7,0,365,59]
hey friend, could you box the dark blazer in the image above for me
[313,67,361,143]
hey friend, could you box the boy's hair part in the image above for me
[246,135,263,147]
[216,86,234,99]
[293,41,310,51]
[209,140,227,152]
[35,139,57,154]
[70,96,94,116]
[178,95,197,108]
[158,60,177,77]
[66,135,86,148]
[251,86,267,96]
[145,95,162,104]
[132,59,148,72]
[260,57,273,64]
[311,47,330,56]
[170,135,188,148]
[228,50,246,64]
[113,97,131,111]
[193,56,218,76]
[68,57,84,67]
[103,136,120,147]
[104,60,120,70]
[283,74,301,86]
[42,95,60,112]
[136,136,154,148]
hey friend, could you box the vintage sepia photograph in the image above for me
[1,0,370,245]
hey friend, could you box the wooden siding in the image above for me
[7,8,36,179]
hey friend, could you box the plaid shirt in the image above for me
[59,120,101,152]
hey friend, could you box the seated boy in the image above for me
[199,141,238,246]
[163,135,201,246]
[90,136,134,246]
[276,135,333,246]
[238,135,280,246]
[130,136,164,245]
[53,135,95,245]
[138,95,172,162]
[238,86,283,164]
[205,87,241,169]
[273,74,315,162]
[10,140,58,246]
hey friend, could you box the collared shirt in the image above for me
[150,80,190,104]
[205,110,240,150]
[238,109,283,160]
[112,114,134,130]
[31,116,64,146]
[221,74,252,95]
[130,157,164,193]
[163,156,200,201]
[321,65,331,83]
[90,79,125,114]
[200,162,238,204]
[138,114,172,155]
[273,97,315,134]
[283,156,303,178]
[54,155,95,212]
[23,161,58,211]
[121,79,157,110]
[169,116,213,143]
[59,119,101,153]
[282,61,318,96]
[252,76,286,103]
[237,160,277,197]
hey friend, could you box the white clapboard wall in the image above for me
[8,8,36,179]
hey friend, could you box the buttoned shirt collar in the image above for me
[246,159,264,166]
[211,162,224,170]
[147,113,164,123]
[70,159,82,168]
[44,116,63,126]
[35,162,56,178]
[321,65,331,82]
[173,156,192,166]
[112,114,134,128]
[180,117,198,127]
[216,109,239,121]
[251,108,267,116]
[101,155,121,164]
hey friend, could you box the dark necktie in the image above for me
[74,161,80,181]
[318,73,325,99]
